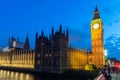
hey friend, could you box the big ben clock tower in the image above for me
[91,6,105,68]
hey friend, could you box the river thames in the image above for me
[0,70,80,80]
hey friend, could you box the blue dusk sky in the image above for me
[0,0,120,60]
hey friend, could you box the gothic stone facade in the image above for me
[0,25,90,73]
[34,25,89,73]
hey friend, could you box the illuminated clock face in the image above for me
[93,23,99,29]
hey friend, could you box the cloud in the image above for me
[105,34,120,60]
[99,2,120,41]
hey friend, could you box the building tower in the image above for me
[91,6,105,68]
[51,24,68,73]
[24,35,30,50]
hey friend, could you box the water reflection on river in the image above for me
[0,70,77,80]
[0,70,34,80]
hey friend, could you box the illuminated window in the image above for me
[95,34,97,39]
[100,40,102,45]
[96,41,98,45]
[93,41,95,46]
[100,34,101,38]
[49,54,52,57]
[94,48,96,52]
[94,41,96,46]
[37,54,40,57]
[97,33,99,38]
[46,54,48,57]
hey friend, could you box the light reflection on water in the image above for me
[0,70,34,80]
[0,70,79,80]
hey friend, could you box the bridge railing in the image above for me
[94,74,105,80]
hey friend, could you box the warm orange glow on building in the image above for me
[0,50,34,69]
[68,48,88,70]
[91,6,105,68]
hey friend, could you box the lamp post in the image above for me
[104,50,108,65]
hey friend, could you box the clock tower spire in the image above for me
[93,6,100,20]
[91,6,105,68]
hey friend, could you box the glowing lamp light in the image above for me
[104,50,108,56]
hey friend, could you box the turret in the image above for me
[66,28,69,41]
[11,36,15,41]
[41,30,44,37]
[52,27,54,36]
[8,37,11,47]
[59,24,62,33]
[36,32,38,40]
[35,32,38,50]
[8,37,10,43]
[17,37,19,42]
[24,34,30,50]
[66,29,68,37]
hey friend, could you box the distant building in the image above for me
[2,47,10,52]
[0,47,10,53]
[8,37,24,50]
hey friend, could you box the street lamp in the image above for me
[104,49,108,65]
[104,50,108,57]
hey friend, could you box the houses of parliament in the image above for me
[0,7,105,73]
